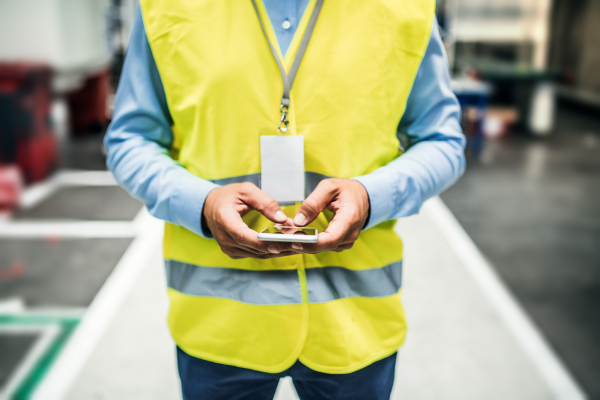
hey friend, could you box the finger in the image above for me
[220,245,263,259]
[219,233,268,255]
[333,243,354,252]
[339,229,360,245]
[220,208,284,254]
[258,250,302,259]
[284,217,296,226]
[238,183,288,223]
[278,241,304,252]
[294,180,338,226]
[278,219,308,250]
[320,215,356,249]
[240,227,308,252]
[299,214,352,253]
[221,246,300,260]
[218,236,268,256]
[250,239,303,254]
[215,230,267,254]
[221,226,297,256]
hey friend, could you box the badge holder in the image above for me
[259,126,305,205]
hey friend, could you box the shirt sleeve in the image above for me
[104,6,219,238]
[353,16,466,229]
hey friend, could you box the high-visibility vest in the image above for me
[141,0,434,374]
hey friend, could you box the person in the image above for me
[105,1,465,399]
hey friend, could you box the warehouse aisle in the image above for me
[58,199,575,400]
[441,104,600,397]
[64,248,180,400]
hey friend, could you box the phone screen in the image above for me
[261,226,318,236]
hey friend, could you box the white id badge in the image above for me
[260,135,305,203]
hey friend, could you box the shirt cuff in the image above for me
[170,173,221,238]
[352,168,422,230]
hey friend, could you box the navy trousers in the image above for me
[177,347,397,400]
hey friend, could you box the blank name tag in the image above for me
[260,135,305,203]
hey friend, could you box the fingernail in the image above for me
[268,246,280,254]
[294,213,307,226]
[291,243,303,250]
[275,210,287,221]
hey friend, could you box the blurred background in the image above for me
[0,0,598,399]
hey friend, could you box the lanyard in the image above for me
[251,0,324,132]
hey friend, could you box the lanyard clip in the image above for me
[278,104,289,133]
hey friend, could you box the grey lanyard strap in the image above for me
[251,0,324,132]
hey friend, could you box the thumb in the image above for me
[294,180,337,226]
[239,183,288,223]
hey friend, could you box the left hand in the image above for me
[291,178,370,253]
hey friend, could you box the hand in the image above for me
[203,183,300,259]
[292,179,369,253]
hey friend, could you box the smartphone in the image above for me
[257,226,319,243]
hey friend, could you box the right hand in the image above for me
[202,182,302,259]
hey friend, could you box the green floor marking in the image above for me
[0,314,80,400]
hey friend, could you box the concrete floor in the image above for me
[58,134,107,171]
[0,238,132,307]
[15,186,142,221]
[0,335,37,389]
[442,103,600,398]
[64,203,558,400]
[0,167,145,398]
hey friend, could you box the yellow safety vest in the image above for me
[141,0,434,374]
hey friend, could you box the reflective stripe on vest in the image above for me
[141,0,435,374]
[166,260,302,305]
[166,259,403,305]
[305,262,403,303]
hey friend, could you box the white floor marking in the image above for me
[30,208,163,400]
[54,170,117,187]
[14,308,87,318]
[0,324,61,400]
[0,220,137,238]
[423,196,587,400]
[20,170,118,210]
[20,178,59,210]
[0,298,25,313]
[8,169,147,397]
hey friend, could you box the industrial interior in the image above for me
[0,0,599,399]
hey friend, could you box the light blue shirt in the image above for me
[105,3,466,237]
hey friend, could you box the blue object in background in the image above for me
[451,79,490,157]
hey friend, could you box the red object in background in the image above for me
[0,261,26,281]
[0,63,57,183]
[0,165,23,211]
[67,68,110,135]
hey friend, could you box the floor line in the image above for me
[30,209,164,400]
[0,298,25,313]
[0,324,61,400]
[54,170,117,187]
[20,178,59,210]
[423,196,587,400]
[0,220,137,239]
[20,170,118,210]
